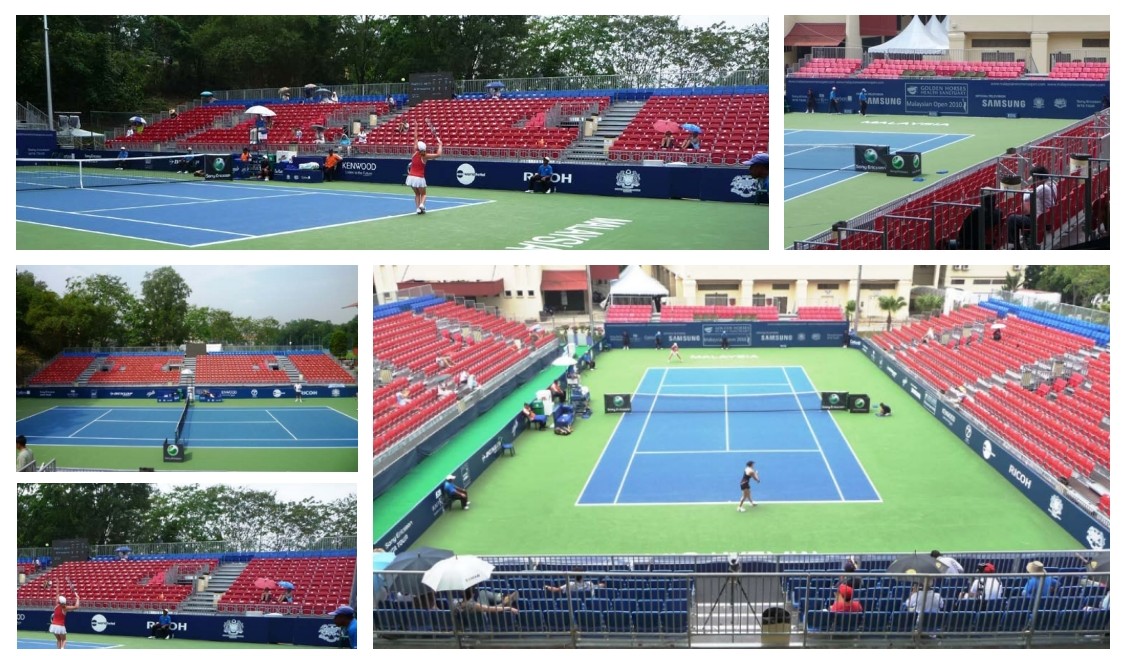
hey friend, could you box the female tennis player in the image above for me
[668,342,683,362]
[50,593,80,648]
[405,125,442,215]
[737,461,760,512]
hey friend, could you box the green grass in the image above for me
[387,348,1081,555]
[16,398,357,472]
[783,114,1081,244]
[17,180,764,250]
[16,629,307,648]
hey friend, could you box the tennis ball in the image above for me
[891,155,905,169]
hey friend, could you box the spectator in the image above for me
[549,380,566,403]
[169,108,177,119]
[660,132,676,149]
[681,133,702,151]
[436,354,454,369]
[329,605,357,649]
[829,584,862,612]
[545,575,605,594]
[829,86,840,113]
[961,563,1003,600]
[388,94,397,111]
[526,156,555,194]
[1005,165,1058,249]
[923,327,936,344]
[280,589,294,603]
[399,121,411,134]
[395,390,409,407]
[323,149,343,182]
[116,146,129,170]
[904,582,943,614]
[149,609,173,639]
[458,370,470,387]
[258,158,272,181]
[931,550,965,575]
[522,403,547,430]
[745,152,769,204]
[1024,561,1060,598]
[875,403,892,417]
[467,585,518,609]
[857,88,869,116]
[17,435,34,471]
[806,88,816,113]
[125,126,135,138]
[339,133,352,156]
[441,475,470,510]
[295,127,303,141]
[465,373,479,391]
[260,589,274,603]
[840,556,863,589]
[454,590,518,617]
[993,328,1002,342]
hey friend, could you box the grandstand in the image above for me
[17,540,356,647]
[375,265,1109,648]
[783,15,1109,249]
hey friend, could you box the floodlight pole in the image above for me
[43,16,54,127]
[853,265,863,331]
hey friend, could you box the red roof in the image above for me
[785,23,845,47]
[590,265,622,281]
[860,16,900,37]
[398,279,504,297]
[541,270,587,291]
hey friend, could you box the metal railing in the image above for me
[17,101,51,129]
[989,292,1110,326]
[87,535,356,557]
[375,566,1108,648]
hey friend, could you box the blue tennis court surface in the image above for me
[15,405,357,448]
[578,367,879,506]
[15,181,490,247]
[17,637,118,649]
[784,129,971,201]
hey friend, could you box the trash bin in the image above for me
[583,117,598,137]
[760,607,792,647]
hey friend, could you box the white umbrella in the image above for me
[991,323,1007,331]
[552,355,578,367]
[422,556,494,592]
[244,105,277,117]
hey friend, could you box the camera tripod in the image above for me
[699,570,759,632]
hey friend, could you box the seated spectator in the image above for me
[545,575,605,594]
[660,132,676,149]
[458,370,470,386]
[436,354,454,369]
[388,94,397,111]
[465,374,479,391]
[260,589,274,603]
[454,590,518,616]
[548,380,566,403]
[258,158,272,181]
[1024,561,1060,598]
[295,128,303,141]
[961,563,1003,600]
[1005,165,1058,249]
[875,403,892,417]
[681,133,701,151]
[399,121,411,134]
[148,609,173,640]
[467,585,518,608]
[904,582,943,614]
[829,584,862,612]
[395,390,409,406]
[923,327,936,344]
[441,475,469,510]
[932,550,965,575]
[840,556,862,589]
[522,403,546,430]
[280,589,294,603]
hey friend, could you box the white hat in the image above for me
[446,475,456,481]
[59,596,67,605]
[417,141,427,152]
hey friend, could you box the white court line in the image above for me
[67,410,113,437]
[80,187,216,201]
[266,410,300,441]
[15,205,253,236]
[724,384,730,451]
[612,368,669,504]
[578,499,883,507]
[81,192,320,212]
[15,219,185,246]
[781,367,844,501]
[576,367,652,506]
[197,199,497,247]
[637,449,821,455]
[661,382,787,388]
[14,405,60,422]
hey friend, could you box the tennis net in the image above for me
[174,398,191,444]
[16,153,203,191]
[630,391,823,413]
[784,143,888,171]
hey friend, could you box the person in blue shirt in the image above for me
[745,153,769,204]
[1023,561,1060,599]
[329,605,357,649]
[116,146,129,170]
[441,475,470,510]
[829,86,840,113]
[149,609,173,639]
[857,88,869,116]
[526,156,555,193]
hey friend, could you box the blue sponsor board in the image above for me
[336,157,753,203]
[17,386,356,399]
[604,321,848,349]
[15,609,345,647]
[851,335,1109,550]
[789,78,1108,119]
[16,130,59,158]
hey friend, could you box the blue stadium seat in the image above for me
[374,608,399,632]
[634,611,662,633]
[490,611,519,633]
[975,611,1005,632]
[574,609,602,633]
[863,611,889,632]
[542,610,570,634]
[1080,609,1109,631]
[662,610,688,634]
[604,610,634,633]
[1000,609,1031,632]
[805,610,830,632]
[943,610,975,633]
[518,609,544,633]
[887,611,916,633]
[833,612,864,632]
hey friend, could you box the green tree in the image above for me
[140,266,191,346]
[1001,271,1023,292]
[17,271,56,357]
[65,274,136,347]
[328,330,349,358]
[17,484,158,548]
[910,294,944,315]
[878,295,908,329]
[845,300,856,323]
[1035,266,1110,306]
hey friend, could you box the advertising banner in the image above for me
[887,151,923,177]
[18,386,357,399]
[605,321,848,349]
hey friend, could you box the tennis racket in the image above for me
[424,117,441,142]
[65,576,78,601]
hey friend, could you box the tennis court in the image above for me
[15,157,488,247]
[16,631,306,649]
[782,114,1082,244]
[17,637,118,649]
[578,366,879,505]
[784,129,971,201]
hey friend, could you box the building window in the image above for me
[752,293,767,307]
[528,290,535,297]
[517,290,524,297]
[704,294,729,306]
[817,283,840,290]
[771,283,790,290]
[1083,38,1109,48]
[950,278,966,285]
[972,38,1030,48]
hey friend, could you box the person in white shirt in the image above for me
[961,563,1003,600]
[905,583,943,614]
[1006,165,1059,248]
[931,550,965,575]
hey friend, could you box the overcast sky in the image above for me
[676,15,768,29]
[19,265,357,324]
[155,483,354,503]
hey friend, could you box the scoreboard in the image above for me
[409,72,455,105]
[52,538,90,564]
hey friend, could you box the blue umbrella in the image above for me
[200,91,213,97]
[115,546,131,553]
[681,123,702,133]
[485,81,506,89]
[314,88,333,97]
[277,581,295,590]
[128,116,146,125]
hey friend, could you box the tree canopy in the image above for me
[17,15,766,118]
[17,484,356,552]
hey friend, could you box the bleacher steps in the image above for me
[178,561,249,614]
[562,101,646,162]
[179,357,196,386]
[276,355,302,382]
[75,357,106,385]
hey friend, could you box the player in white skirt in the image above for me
[49,593,80,648]
[405,125,443,215]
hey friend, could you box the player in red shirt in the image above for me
[50,593,80,648]
[405,125,443,215]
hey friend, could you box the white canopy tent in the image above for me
[869,16,948,55]
[608,267,670,297]
[922,16,950,50]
